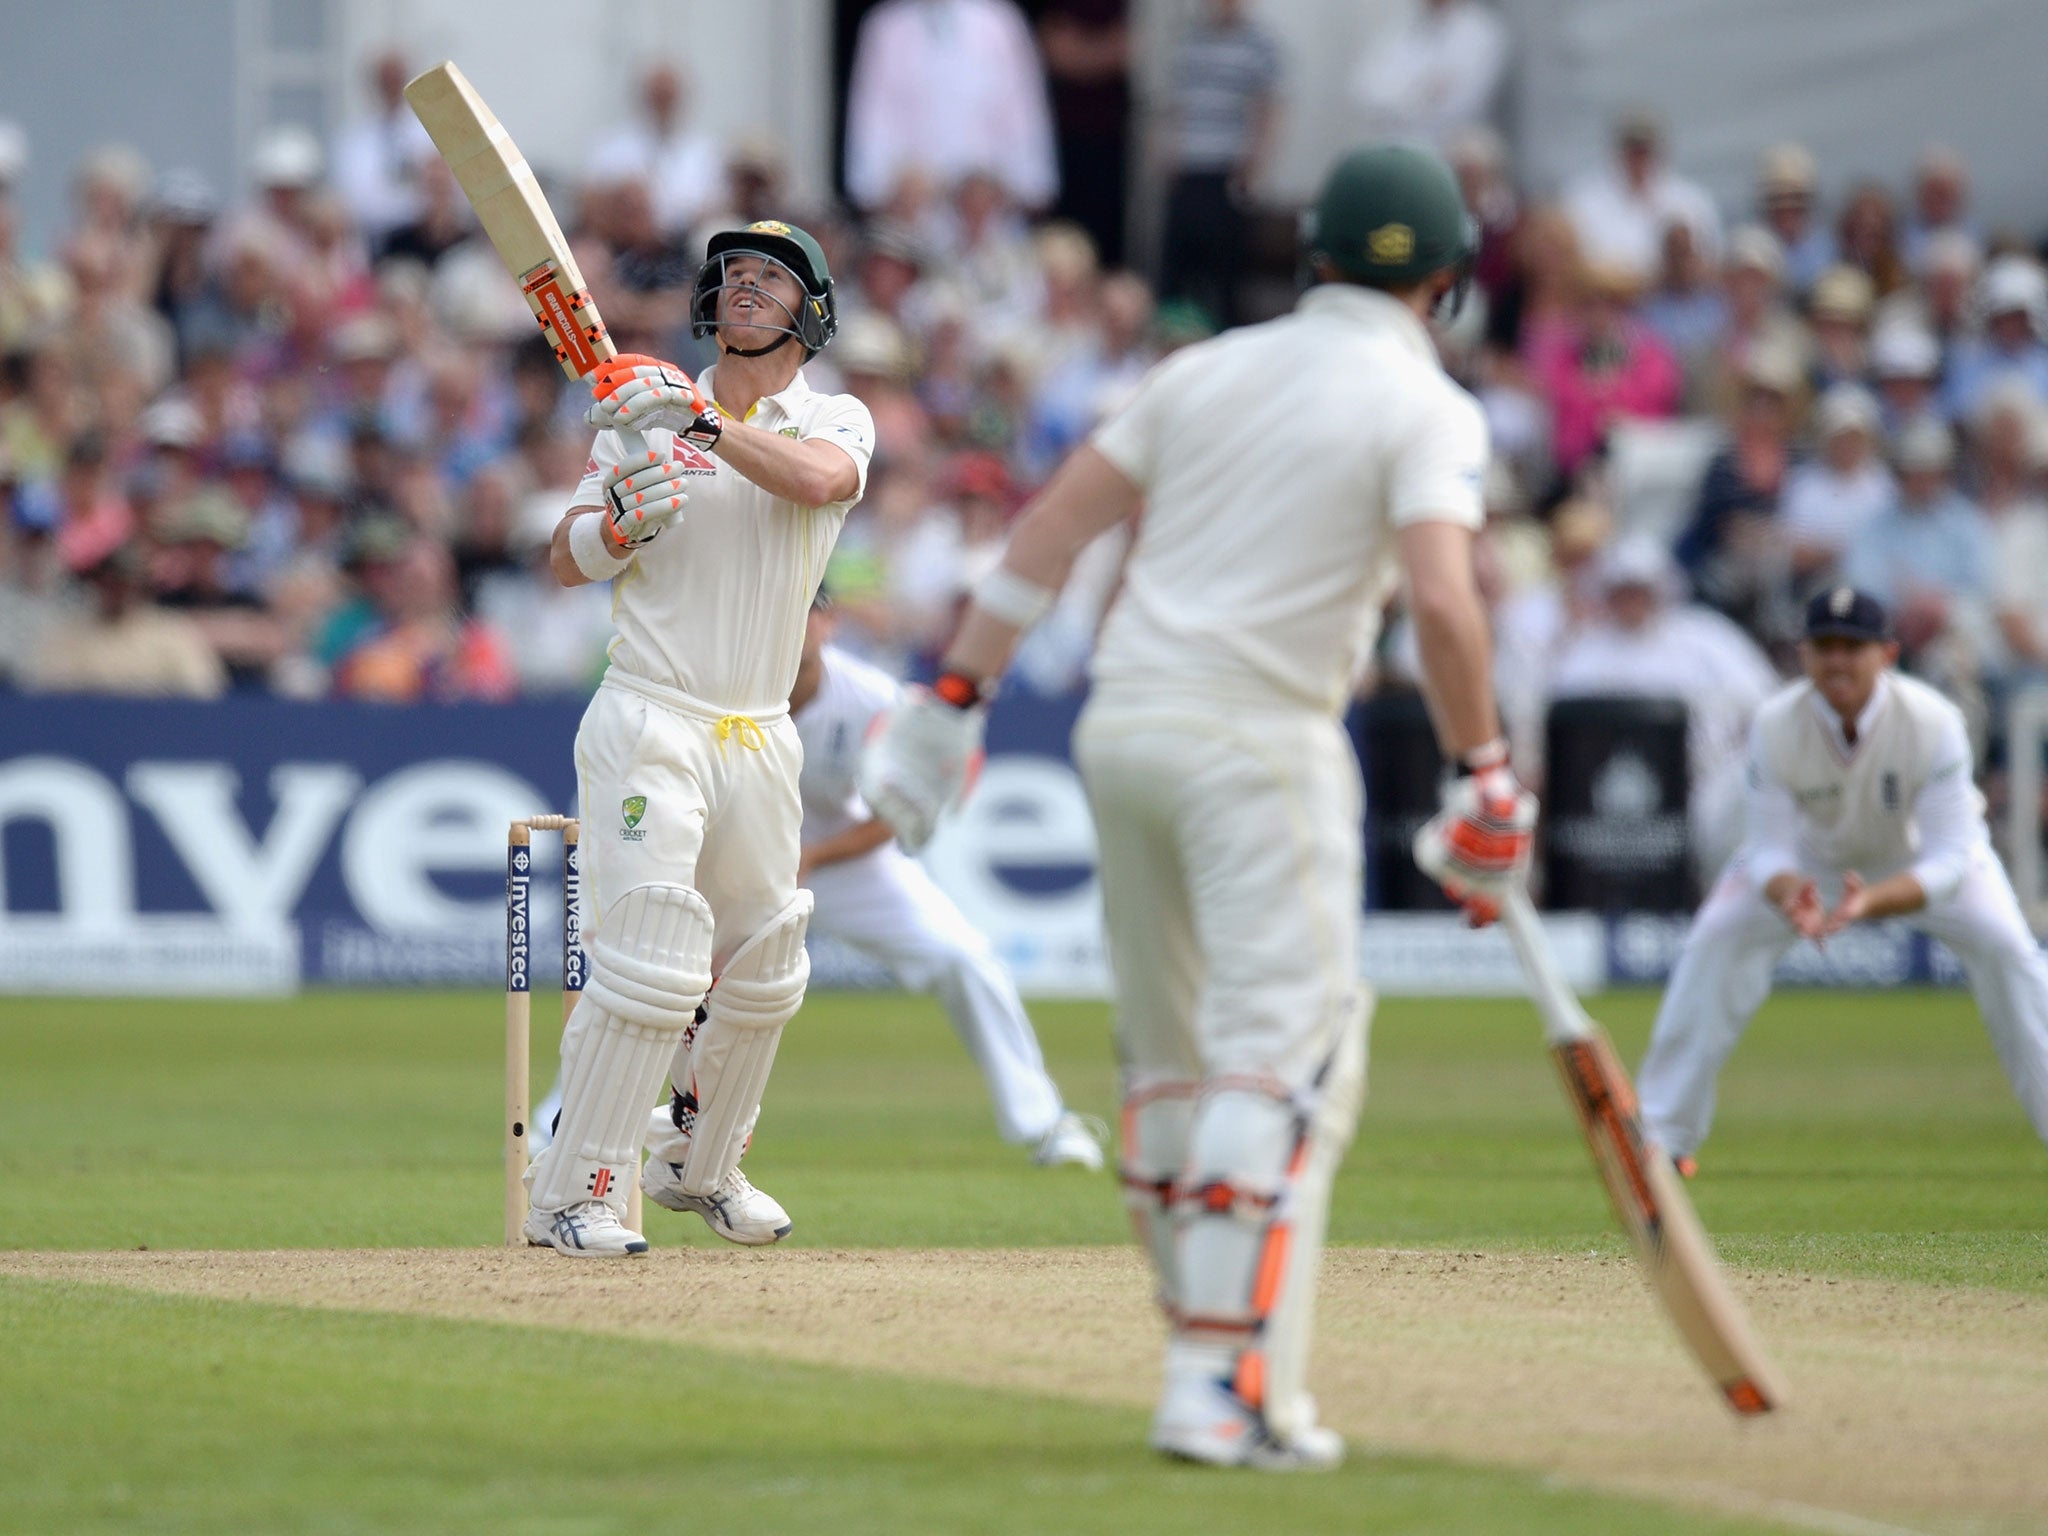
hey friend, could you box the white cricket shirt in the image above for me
[1088,283,1487,715]
[574,365,875,715]
[1741,671,1986,902]
[793,643,902,842]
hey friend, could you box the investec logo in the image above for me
[507,847,531,994]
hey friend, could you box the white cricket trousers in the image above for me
[1640,857,2048,1158]
[806,844,1065,1143]
[1072,700,1367,1085]
[575,673,803,959]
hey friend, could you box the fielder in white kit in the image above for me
[792,604,1105,1166]
[524,220,874,1256]
[1640,586,2048,1168]
[861,145,1537,1468]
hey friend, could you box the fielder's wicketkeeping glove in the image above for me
[1412,741,1537,927]
[587,353,722,452]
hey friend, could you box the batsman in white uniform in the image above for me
[861,145,1538,1469]
[526,220,874,1256]
[535,605,1106,1169]
[1640,586,2048,1166]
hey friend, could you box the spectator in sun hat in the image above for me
[1756,142,1833,297]
[1807,263,1875,391]
[1903,145,1982,279]
[1697,225,1809,418]
[1524,258,1683,476]
[1780,384,1893,581]
[1982,388,2048,681]
[1968,381,2048,620]
[1844,416,1995,667]
[1943,256,2048,423]
[1869,322,1944,437]
[1911,229,1984,357]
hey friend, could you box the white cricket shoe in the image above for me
[641,1157,792,1246]
[1149,1371,1345,1472]
[523,1200,649,1257]
[1031,1111,1108,1171]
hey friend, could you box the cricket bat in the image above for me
[404,60,643,448]
[1499,890,1786,1415]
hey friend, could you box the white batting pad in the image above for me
[1120,1080,1199,1315]
[1173,1004,1367,1438]
[529,884,713,1216]
[679,892,813,1195]
[1260,1010,1365,1442]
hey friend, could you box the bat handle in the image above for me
[1500,889,1595,1047]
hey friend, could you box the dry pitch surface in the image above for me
[6,1246,2043,1536]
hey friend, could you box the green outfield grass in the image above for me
[2,988,2040,1283]
[0,984,2041,1533]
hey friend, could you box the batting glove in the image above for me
[601,447,691,549]
[1412,741,1537,927]
[588,352,722,452]
[857,681,987,853]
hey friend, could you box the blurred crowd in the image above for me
[7,0,2048,848]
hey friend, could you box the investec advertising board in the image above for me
[0,694,1114,996]
[0,694,1959,996]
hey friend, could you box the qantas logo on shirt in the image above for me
[669,440,719,476]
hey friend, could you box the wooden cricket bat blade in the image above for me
[403,61,616,381]
[1552,1033,1787,1414]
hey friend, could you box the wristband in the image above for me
[972,565,1057,630]
[569,511,633,581]
[1455,737,1510,777]
[932,671,989,710]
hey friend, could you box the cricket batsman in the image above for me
[532,600,1107,1173]
[523,220,874,1256]
[860,144,1536,1467]
[1639,586,2048,1168]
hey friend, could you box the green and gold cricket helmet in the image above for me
[1306,142,1478,290]
[692,219,838,358]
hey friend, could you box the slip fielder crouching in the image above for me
[1640,586,2048,1168]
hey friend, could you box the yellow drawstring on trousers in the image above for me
[715,714,766,753]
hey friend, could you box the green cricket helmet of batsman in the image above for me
[1306,142,1479,313]
[692,219,839,360]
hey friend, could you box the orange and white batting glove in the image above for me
[1412,739,1537,927]
[587,353,722,452]
[600,445,691,550]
